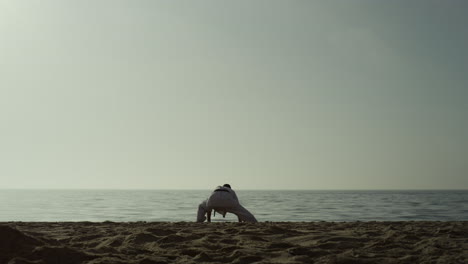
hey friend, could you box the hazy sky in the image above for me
[1,0,467,190]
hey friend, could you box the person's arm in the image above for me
[206,210,212,222]
[197,200,208,222]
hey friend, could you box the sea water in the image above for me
[0,189,467,222]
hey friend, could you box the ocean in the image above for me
[1,190,467,222]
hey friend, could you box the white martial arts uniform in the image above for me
[196,186,257,223]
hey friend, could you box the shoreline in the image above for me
[2,221,467,264]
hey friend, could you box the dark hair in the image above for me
[223,184,231,189]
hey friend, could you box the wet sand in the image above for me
[1,221,467,264]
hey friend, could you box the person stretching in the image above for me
[197,184,257,223]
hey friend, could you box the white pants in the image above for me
[206,191,257,223]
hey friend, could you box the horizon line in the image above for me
[1,188,467,191]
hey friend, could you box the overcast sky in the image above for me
[1,0,467,190]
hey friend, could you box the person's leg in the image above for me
[207,192,256,222]
[228,205,258,223]
[207,210,211,222]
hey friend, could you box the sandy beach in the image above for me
[1,221,467,264]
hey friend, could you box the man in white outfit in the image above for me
[197,184,257,223]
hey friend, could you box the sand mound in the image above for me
[0,225,96,264]
[30,246,94,264]
[0,225,43,263]
[124,232,159,245]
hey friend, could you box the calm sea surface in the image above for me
[1,190,467,222]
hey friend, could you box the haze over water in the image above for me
[1,190,467,222]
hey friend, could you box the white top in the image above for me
[213,186,239,203]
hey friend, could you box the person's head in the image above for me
[223,184,231,189]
